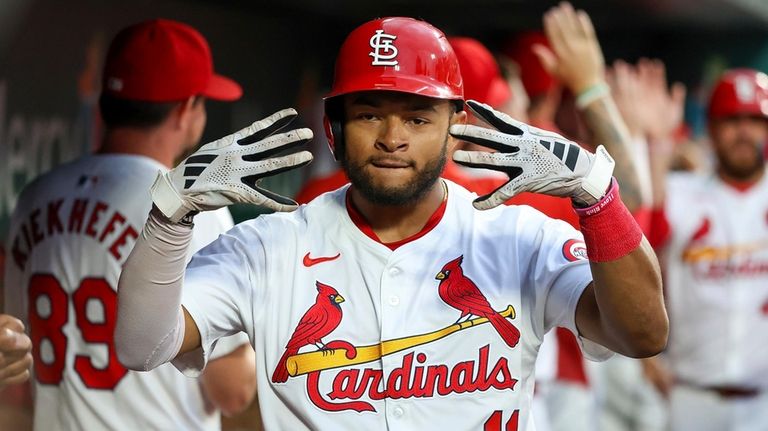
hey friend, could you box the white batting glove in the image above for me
[151,108,313,222]
[450,100,615,210]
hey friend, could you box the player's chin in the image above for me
[722,155,763,179]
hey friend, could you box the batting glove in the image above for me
[450,100,615,210]
[151,108,313,222]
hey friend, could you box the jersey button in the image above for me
[389,267,400,276]
[393,406,404,418]
[388,295,400,306]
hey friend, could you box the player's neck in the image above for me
[99,128,181,168]
[349,180,447,243]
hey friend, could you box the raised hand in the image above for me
[151,108,314,222]
[450,100,615,210]
[533,2,605,95]
[607,60,644,138]
[636,58,686,142]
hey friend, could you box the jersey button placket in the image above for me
[380,262,404,422]
[384,266,402,308]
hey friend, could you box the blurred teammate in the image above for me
[652,68,768,431]
[115,15,666,430]
[4,19,255,430]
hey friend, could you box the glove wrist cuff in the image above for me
[150,171,192,223]
[580,145,615,203]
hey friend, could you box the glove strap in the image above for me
[581,145,615,202]
[150,171,192,223]
[575,178,643,262]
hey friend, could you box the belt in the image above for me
[680,381,762,399]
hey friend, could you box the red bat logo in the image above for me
[435,256,520,348]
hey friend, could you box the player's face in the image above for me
[341,92,464,205]
[709,115,768,180]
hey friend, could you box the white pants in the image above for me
[533,380,597,431]
[589,355,668,431]
[670,385,768,431]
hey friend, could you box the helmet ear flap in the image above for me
[324,98,345,161]
[323,115,344,161]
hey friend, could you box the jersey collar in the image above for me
[345,182,448,251]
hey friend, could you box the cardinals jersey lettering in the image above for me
[663,172,768,388]
[175,180,610,430]
[4,154,241,431]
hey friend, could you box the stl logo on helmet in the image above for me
[369,30,398,66]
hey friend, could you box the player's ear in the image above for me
[175,96,199,131]
[451,106,468,126]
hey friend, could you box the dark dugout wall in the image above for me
[3,0,768,244]
[0,0,350,244]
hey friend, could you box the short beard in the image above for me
[716,141,765,180]
[341,141,447,206]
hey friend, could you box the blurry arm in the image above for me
[202,341,257,417]
[640,355,674,398]
[578,98,642,212]
[637,58,687,208]
[535,2,642,212]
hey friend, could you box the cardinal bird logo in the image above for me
[271,281,345,383]
[435,256,520,348]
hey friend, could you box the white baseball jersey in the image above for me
[4,154,243,431]
[174,180,611,430]
[663,172,768,388]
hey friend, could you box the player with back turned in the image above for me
[4,19,255,430]
[115,16,667,430]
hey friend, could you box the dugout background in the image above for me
[2,0,768,428]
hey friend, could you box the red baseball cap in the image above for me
[449,37,511,109]
[103,19,242,102]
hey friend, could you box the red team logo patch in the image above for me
[562,239,588,262]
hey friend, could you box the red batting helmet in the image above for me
[324,17,464,159]
[708,68,768,120]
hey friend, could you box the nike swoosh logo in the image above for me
[302,252,341,267]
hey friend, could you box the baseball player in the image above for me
[652,68,768,431]
[115,17,667,430]
[4,19,255,430]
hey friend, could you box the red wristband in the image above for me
[574,178,643,262]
